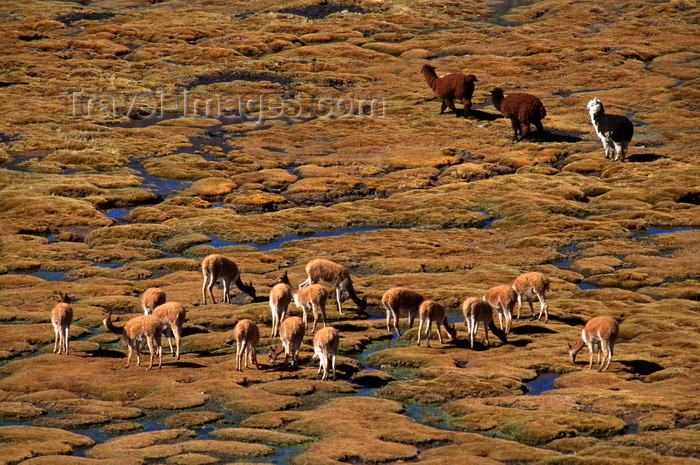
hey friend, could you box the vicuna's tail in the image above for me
[488,321,508,343]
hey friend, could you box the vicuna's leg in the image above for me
[496,307,504,331]
[536,292,548,322]
[526,295,536,318]
[222,278,231,304]
[468,317,475,349]
[53,324,60,354]
[330,351,337,380]
[603,340,614,371]
[145,336,155,370]
[248,344,258,368]
[407,310,416,330]
[63,326,70,355]
[126,343,134,368]
[483,322,490,346]
[236,339,244,371]
[203,274,216,305]
[587,340,595,369]
[385,304,400,336]
[334,286,344,315]
[620,140,629,162]
[417,317,425,346]
[425,318,434,347]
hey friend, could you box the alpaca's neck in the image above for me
[422,70,438,89]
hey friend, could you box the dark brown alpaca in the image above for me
[421,64,478,118]
[491,88,546,140]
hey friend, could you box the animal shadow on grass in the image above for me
[618,359,664,376]
[88,348,125,359]
[626,153,666,163]
[525,129,584,143]
[511,324,558,336]
[467,109,502,121]
[167,361,206,369]
[551,315,587,327]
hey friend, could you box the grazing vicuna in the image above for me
[512,272,550,322]
[312,326,339,381]
[483,285,518,334]
[201,254,256,305]
[587,97,634,162]
[381,287,424,337]
[149,302,186,360]
[141,287,166,314]
[270,271,293,337]
[102,311,162,370]
[51,293,73,355]
[491,88,546,140]
[233,318,259,371]
[568,315,619,371]
[416,300,456,347]
[421,64,478,117]
[461,297,508,349]
[268,316,305,367]
[275,271,328,334]
[299,259,366,315]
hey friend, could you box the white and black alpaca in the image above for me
[587,98,634,162]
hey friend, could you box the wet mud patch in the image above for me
[276,2,368,19]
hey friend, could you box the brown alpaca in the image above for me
[483,285,518,334]
[568,316,619,371]
[462,297,508,349]
[268,316,305,367]
[141,288,166,314]
[512,272,550,322]
[201,254,256,305]
[150,302,186,360]
[233,318,259,371]
[491,88,547,140]
[269,271,293,338]
[416,300,456,347]
[312,326,339,381]
[381,287,424,336]
[51,293,73,355]
[102,312,162,370]
[299,259,366,315]
[421,64,477,118]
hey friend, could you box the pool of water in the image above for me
[206,225,388,251]
[643,227,696,236]
[578,282,599,290]
[128,159,192,197]
[526,374,558,395]
[103,208,131,221]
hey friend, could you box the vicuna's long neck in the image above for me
[236,276,256,298]
[344,279,366,309]
[569,336,585,356]
[103,315,125,338]
[422,68,438,90]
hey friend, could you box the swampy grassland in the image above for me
[0,0,698,464]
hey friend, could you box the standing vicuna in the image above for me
[141,287,166,314]
[269,271,293,337]
[421,64,478,118]
[51,293,73,355]
[587,97,634,162]
[382,287,424,337]
[268,316,305,367]
[201,254,256,305]
[312,326,340,381]
[491,88,547,140]
[483,285,518,334]
[512,272,550,322]
[233,318,259,371]
[102,311,162,370]
[461,297,508,349]
[147,302,186,360]
[568,315,619,371]
[299,259,366,315]
[416,300,456,348]
[275,270,328,334]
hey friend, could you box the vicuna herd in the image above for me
[53,255,617,377]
